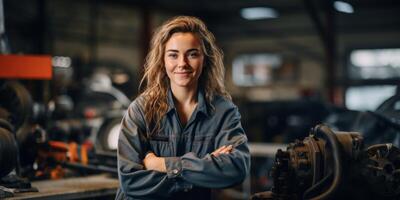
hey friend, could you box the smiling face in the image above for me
[164,32,204,91]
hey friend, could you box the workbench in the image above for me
[5,174,119,200]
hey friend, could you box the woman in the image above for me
[116,16,250,200]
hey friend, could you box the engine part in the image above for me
[96,117,122,152]
[0,81,32,129]
[252,124,400,200]
[360,144,400,197]
[0,119,18,178]
[0,81,33,143]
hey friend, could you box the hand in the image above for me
[143,152,167,173]
[211,145,233,157]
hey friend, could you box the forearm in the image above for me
[143,145,233,173]
[119,168,173,198]
[163,144,250,188]
[118,101,177,198]
[118,148,178,198]
[143,152,167,173]
[119,156,193,198]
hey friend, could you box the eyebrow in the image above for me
[187,49,200,53]
[165,48,200,53]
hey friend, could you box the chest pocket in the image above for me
[149,134,172,157]
[191,134,214,157]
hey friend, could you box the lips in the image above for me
[174,71,192,74]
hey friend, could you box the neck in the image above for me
[170,84,198,106]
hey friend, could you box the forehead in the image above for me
[165,32,202,50]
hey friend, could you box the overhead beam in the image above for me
[303,0,337,104]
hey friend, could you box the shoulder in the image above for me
[211,95,239,115]
[125,95,147,122]
[128,95,146,112]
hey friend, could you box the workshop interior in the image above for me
[1,0,400,199]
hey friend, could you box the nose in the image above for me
[178,55,188,67]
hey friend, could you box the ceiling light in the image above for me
[241,7,278,20]
[52,56,71,68]
[334,1,354,14]
[350,48,400,68]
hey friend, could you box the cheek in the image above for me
[164,61,173,72]
[165,67,173,79]
[196,60,204,74]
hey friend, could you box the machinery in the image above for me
[252,124,400,200]
[0,79,121,197]
[0,81,33,177]
[0,113,18,178]
[0,81,38,198]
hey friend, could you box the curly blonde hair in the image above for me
[139,16,231,136]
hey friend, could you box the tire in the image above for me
[96,117,122,152]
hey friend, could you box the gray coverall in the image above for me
[116,89,250,200]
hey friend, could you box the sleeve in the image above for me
[117,100,180,198]
[164,106,251,188]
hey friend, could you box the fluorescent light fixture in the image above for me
[52,56,71,68]
[334,1,354,14]
[350,48,400,68]
[241,7,278,20]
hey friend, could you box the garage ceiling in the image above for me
[124,0,400,37]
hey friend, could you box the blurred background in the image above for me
[0,0,399,199]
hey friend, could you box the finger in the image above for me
[145,152,155,159]
[213,145,233,156]
[219,148,229,154]
[216,145,227,152]
[213,145,226,154]
[211,146,225,156]
[211,150,221,156]
[220,145,233,154]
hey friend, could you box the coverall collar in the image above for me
[167,87,209,117]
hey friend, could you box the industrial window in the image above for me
[232,53,297,87]
[345,48,400,111]
[348,48,400,80]
[345,85,397,111]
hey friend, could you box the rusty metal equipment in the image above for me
[252,124,400,200]
[0,118,17,178]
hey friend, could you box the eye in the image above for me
[167,53,178,59]
[188,52,199,58]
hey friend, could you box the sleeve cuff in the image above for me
[177,179,193,192]
[165,157,182,178]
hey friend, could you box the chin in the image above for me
[172,81,196,88]
[176,83,191,87]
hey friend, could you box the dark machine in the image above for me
[0,79,122,197]
[0,81,38,198]
[252,124,400,200]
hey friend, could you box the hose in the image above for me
[304,124,343,200]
